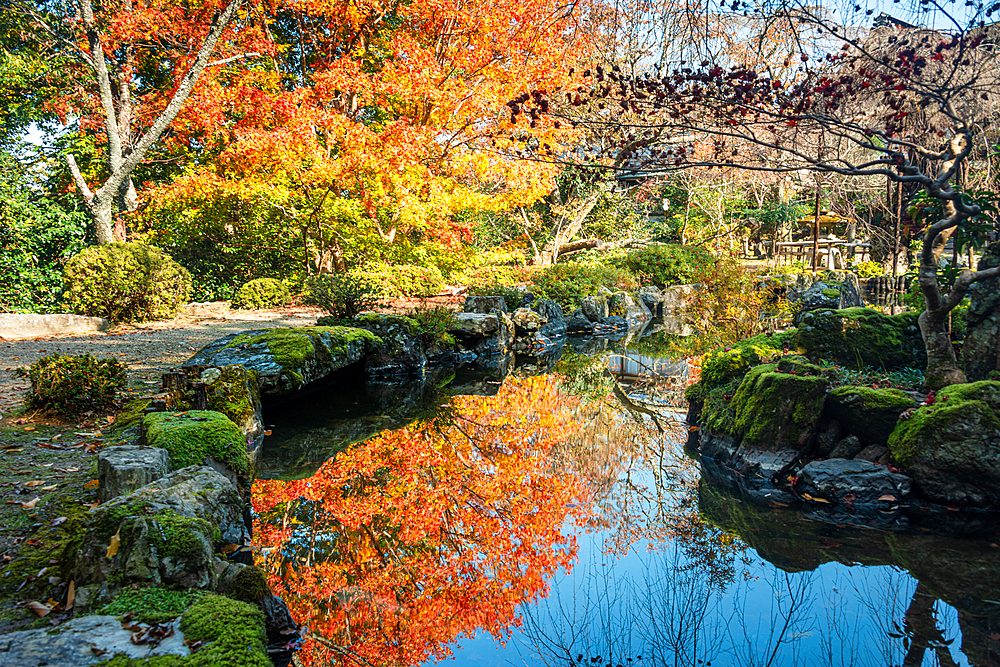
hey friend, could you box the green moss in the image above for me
[143,410,249,474]
[221,326,380,376]
[776,355,826,377]
[700,378,743,432]
[100,594,270,667]
[829,386,913,411]
[152,509,219,559]
[97,587,206,624]
[708,363,828,449]
[888,381,1000,464]
[227,566,270,603]
[821,288,840,298]
[794,308,925,370]
[204,366,258,428]
[699,329,799,390]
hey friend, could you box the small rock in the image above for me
[199,367,222,385]
[511,307,542,332]
[797,458,911,504]
[580,295,609,322]
[829,434,865,460]
[98,446,171,503]
[565,309,594,333]
[464,295,508,315]
[855,444,888,462]
[815,420,843,456]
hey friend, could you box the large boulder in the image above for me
[464,295,509,315]
[580,295,610,322]
[98,446,170,502]
[565,308,594,334]
[450,311,515,358]
[794,277,865,324]
[824,386,918,446]
[533,299,566,337]
[184,326,380,395]
[608,291,651,323]
[797,458,912,504]
[964,241,1000,382]
[794,307,925,370]
[703,363,828,451]
[349,314,426,375]
[888,381,1000,507]
[73,466,245,592]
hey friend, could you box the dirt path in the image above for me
[0,305,326,423]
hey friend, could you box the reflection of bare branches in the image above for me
[726,570,814,667]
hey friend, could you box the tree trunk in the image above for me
[92,199,115,245]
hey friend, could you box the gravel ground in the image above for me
[0,305,325,423]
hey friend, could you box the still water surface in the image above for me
[253,335,999,667]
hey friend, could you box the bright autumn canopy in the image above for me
[137,0,589,271]
[252,376,590,666]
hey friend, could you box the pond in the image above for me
[251,327,1000,667]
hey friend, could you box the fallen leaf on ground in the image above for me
[219,543,240,554]
[65,581,75,611]
[36,442,64,450]
[21,497,40,509]
[26,601,51,617]
[41,485,57,491]
[21,480,44,487]
[800,493,831,504]
[106,529,120,558]
[878,494,897,502]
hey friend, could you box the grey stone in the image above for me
[184,326,377,395]
[608,291,651,322]
[0,313,109,338]
[0,614,190,666]
[964,241,1000,381]
[815,419,843,456]
[580,295,609,322]
[829,434,865,459]
[855,444,888,462]
[658,284,699,313]
[594,315,628,332]
[98,446,170,502]
[511,307,542,332]
[73,466,245,589]
[200,367,222,384]
[532,299,566,337]
[344,314,425,376]
[797,458,911,504]
[464,295,508,315]
[795,281,841,321]
[637,286,661,315]
[565,309,594,333]
[451,312,500,337]
[199,364,264,459]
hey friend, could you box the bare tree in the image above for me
[519,2,1000,388]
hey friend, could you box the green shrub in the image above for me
[62,243,191,322]
[618,244,714,287]
[407,305,457,347]
[18,354,127,416]
[531,263,638,312]
[230,278,291,310]
[304,273,381,319]
[466,283,525,310]
[452,264,537,287]
[352,263,445,298]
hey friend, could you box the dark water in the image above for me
[253,326,1000,667]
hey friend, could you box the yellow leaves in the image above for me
[106,529,121,559]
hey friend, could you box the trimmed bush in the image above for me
[352,263,445,298]
[618,243,713,287]
[231,278,291,310]
[530,262,638,312]
[304,273,381,320]
[18,354,127,416]
[62,243,191,322]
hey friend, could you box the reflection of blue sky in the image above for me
[431,430,974,667]
[440,533,971,667]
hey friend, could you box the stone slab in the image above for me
[0,313,109,338]
[0,614,189,666]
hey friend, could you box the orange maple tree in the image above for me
[252,376,590,666]
[140,0,591,270]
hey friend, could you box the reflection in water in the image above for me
[254,344,1000,667]
[252,376,590,666]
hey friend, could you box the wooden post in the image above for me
[892,181,902,278]
[812,186,821,271]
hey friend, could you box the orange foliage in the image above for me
[252,376,590,666]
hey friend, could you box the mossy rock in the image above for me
[888,381,1000,507]
[202,366,261,439]
[143,410,249,475]
[705,363,828,450]
[184,326,381,395]
[794,307,925,370]
[101,594,270,667]
[227,565,270,604]
[98,587,207,624]
[698,329,799,391]
[825,386,918,446]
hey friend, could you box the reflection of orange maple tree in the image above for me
[252,376,589,666]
